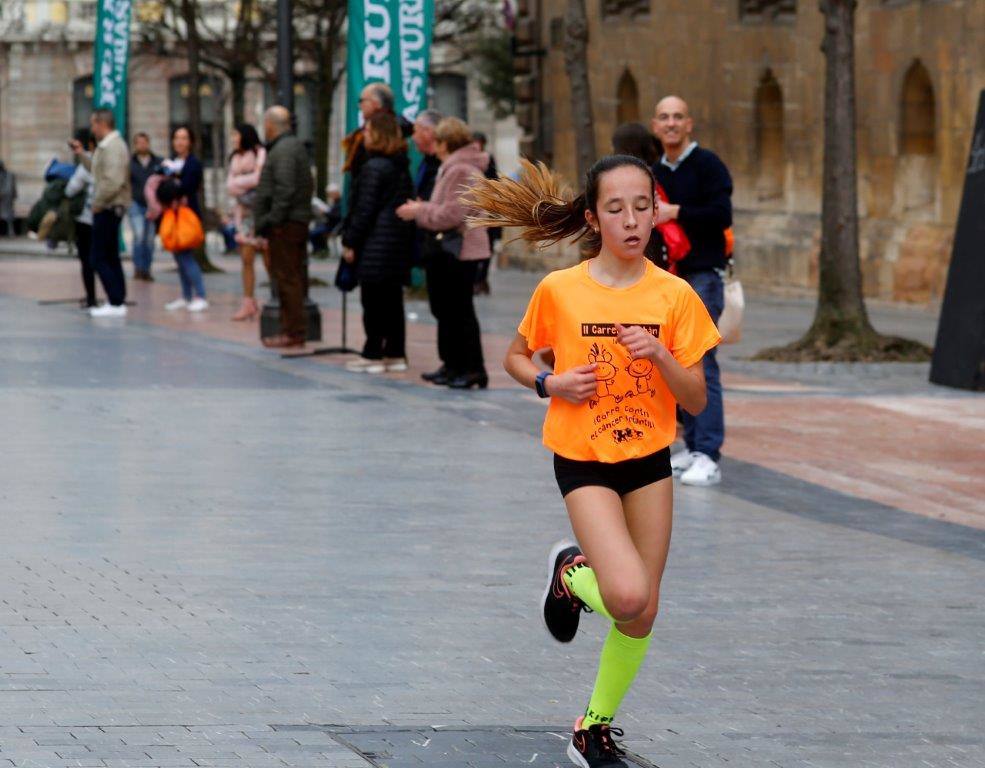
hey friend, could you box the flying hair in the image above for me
[462,155,654,252]
[462,159,588,249]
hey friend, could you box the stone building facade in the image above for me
[512,0,985,303]
[0,1,519,226]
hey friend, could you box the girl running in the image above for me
[464,156,720,768]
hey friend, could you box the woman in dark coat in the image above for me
[342,111,415,373]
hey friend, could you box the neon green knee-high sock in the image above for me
[583,624,652,727]
[563,561,614,621]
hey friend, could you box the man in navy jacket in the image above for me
[652,95,733,487]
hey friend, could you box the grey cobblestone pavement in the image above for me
[0,288,983,768]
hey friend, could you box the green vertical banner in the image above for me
[345,0,434,136]
[92,0,133,135]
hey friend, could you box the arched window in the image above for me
[72,76,94,134]
[900,59,935,156]
[754,69,784,200]
[616,69,640,125]
[169,75,226,165]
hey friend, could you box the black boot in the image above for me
[421,366,450,385]
[447,370,488,390]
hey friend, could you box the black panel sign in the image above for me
[930,90,985,390]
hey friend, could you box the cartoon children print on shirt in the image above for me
[626,358,654,393]
[583,327,661,447]
[588,343,618,399]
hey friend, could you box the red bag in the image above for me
[159,205,205,252]
[654,183,691,273]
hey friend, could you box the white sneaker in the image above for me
[670,449,698,477]
[679,452,722,486]
[345,357,385,374]
[89,303,127,318]
[164,298,188,311]
[384,357,408,372]
[187,298,209,312]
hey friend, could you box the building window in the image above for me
[601,0,650,18]
[739,0,795,22]
[73,76,94,134]
[429,73,468,122]
[169,75,226,166]
[616,69,640,125]
[900,59,935,156]
[550,17,563,48]
[754,69,784,200]
[263,79,318,157]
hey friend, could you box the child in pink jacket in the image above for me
[225,124,267,321]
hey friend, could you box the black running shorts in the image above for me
[553,447,672,498]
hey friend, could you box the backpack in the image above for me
[159,205,205,252]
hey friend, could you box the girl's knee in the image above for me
[604,584,651,623]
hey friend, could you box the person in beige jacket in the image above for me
[72,109,131,317]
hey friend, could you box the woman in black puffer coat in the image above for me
[341,111,415,373]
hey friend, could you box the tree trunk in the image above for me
[180,0,203,147]
[753,0,930,361]
[810,0,873,342]
[230,66,246,128]
[313,17,330,195]
[562,0,595,183]
[180,0,222,272]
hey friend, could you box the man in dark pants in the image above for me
[409,109,448,383]
[255,106,313,349]
[652,95,732,486]
[73,109,130,318]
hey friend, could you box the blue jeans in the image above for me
[682,269,724,461]
[128,202,155,273]
[174,250,206,300]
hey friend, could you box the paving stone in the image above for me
[0,289,980,768]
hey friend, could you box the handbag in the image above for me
[433,228,463,259]
[717,263,745,344]
[654,183,691,272]
[334,257,358,293]
[159,204,205,252]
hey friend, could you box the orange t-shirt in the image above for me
[519,259,721,463]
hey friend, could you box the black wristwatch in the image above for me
[535,371,552,398]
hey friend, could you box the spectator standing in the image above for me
[65,129,97,308]
[75,109,130,318]
[397,117,489,390]
[651,95,733,486]
[128,132,162,281]
[255,106,313,349]
[309,183,342,254]
[411,110,443,202]
[471,131,499,295]
[0,160,16,236]
[162,125,208,312]
[226,123,267,321]
[341,111,415,374]
[342,83,412,178]
[409,109,443,286]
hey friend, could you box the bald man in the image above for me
[255,106,313,348]
[651,95,733,486]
